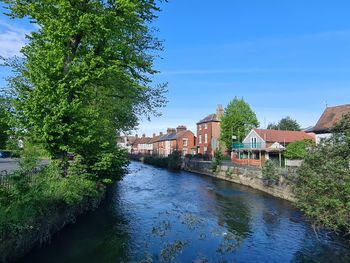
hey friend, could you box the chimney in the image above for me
[176,125,187,133]
[159,132,163,136]
[135,134,138,138]
[167,128,176,134]
[153,133,156,138]
[216,104,224,119]
[142,134,146,138]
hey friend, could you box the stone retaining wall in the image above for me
[183,160,295,202]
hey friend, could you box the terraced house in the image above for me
[157,126,195,157]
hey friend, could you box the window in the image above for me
[199,135,202,144]
[204,124,208,129]
[199,125,202,130]
[251,137,257,148]
[204,146,208,153]
[204,133,208,143]
[183,138,188,147]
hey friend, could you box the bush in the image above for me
[284,139,314,160]
[143,155,169,168]
[211,151,224,172]
[262,160,279,185]
[168,151,182,171]
[203,153,212,161]
[193,153,203,160]
[295,115,350,234]
[184,154,193,160]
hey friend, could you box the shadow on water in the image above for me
[19,162,350,263]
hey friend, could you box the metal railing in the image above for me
[232,142,265,149]
[0,167,43,188]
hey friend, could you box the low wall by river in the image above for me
[183,160,296,202]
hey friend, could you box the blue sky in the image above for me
[1,1,350,136]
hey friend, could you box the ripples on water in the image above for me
[19,162,350,263]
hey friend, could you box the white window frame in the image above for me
[199,135,202,144]
[204,133,208,143]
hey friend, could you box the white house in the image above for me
[232,128,315,167]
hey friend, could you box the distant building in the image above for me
[232,128,315,167]
[138,134,153,155]
[307,104,350,144]
[156,126,195,157]
[196,105,224,155]
[117,135,137,153]
[150,132,164,156]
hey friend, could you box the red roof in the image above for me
[254,129,315,143]
[311,104,350,133]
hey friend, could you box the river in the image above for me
[19,161,350,262]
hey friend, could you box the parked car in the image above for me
[0,151,11,158]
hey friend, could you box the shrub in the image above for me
[295,114,350,234]
[284,139,314,160]
[193,153,203,160]
[262,160,280,185]
[211,151,224,172]
[168,151,182,171]
[184,154,193,160]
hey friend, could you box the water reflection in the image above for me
[19,162,350,263]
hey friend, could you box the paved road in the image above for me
[0,158,49,174]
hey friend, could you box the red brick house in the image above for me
[156,126,195,157]
[196,105,224,155]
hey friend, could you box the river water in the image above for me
[19,162,350,263]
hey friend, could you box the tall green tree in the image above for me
[2,0,167,179]
[267,116,301,131]
[0,98,10,149]
[295,114,350,234]
[219,97,259,150]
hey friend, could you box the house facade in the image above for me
[307,104,350,144]
[157,126,195,157]
[232,128,315,167]
[196,105,223,155]
[137,134,153,155]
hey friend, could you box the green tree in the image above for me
[283,139,314,160]
[295,114,350,234]
[0,97,10,149]
[219,97,259,150]
[2,0,167,179]
[267,116,301,131]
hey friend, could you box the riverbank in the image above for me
[183,160,295,202]
[1,191,104,263]
[0,160,106,263]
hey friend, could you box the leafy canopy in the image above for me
[267,116,301,131]
[283,139,314,160]
[219,97,259,149]
[2,0,167,178]
[295,114,350,234]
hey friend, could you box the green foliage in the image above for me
[219,97,259,150]
[0,98,10,149]
[295,114,350,234]
[2,0,166,180]
[211,150,224,172]
[284,139,314,160]
[0,160,103,244]
[143,155,169,168]
[267,116,301,131]
[262,160,280,185]
[167,151,182,171]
